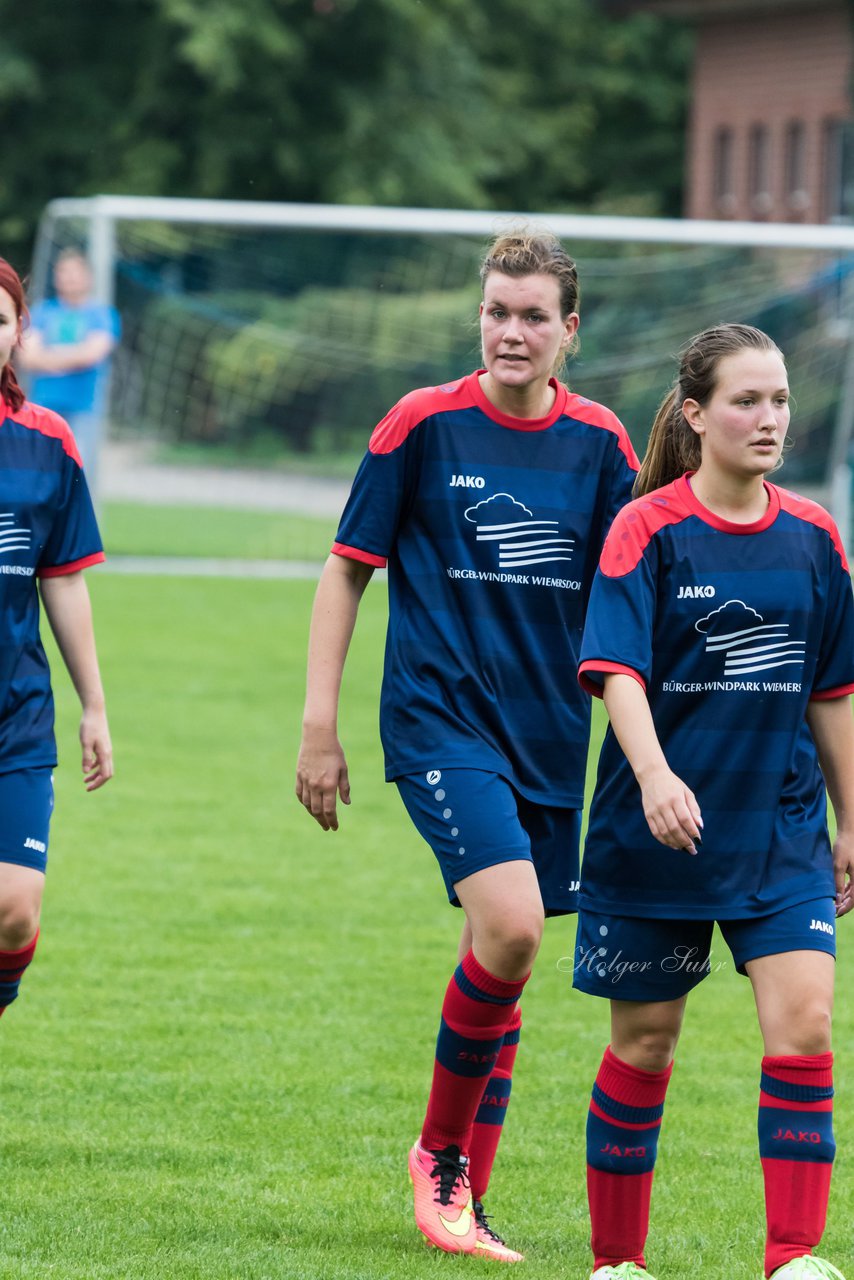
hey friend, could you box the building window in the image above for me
[748,124,772,216]
[713,127,735,215]
[784,121,809,215]
[823,119,854,221]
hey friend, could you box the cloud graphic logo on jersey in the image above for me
[0,512,33,574]
[463,492,574,568]
[0,513,30,557]
[695,600,806,676]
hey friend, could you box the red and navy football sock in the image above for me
[468,1003,522,1200]
[421,951,528,1155]
[586,1046,673,1270]
[0,931,39,1016]
[759,1052,835,1277]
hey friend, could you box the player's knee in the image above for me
[621,1027,678,1074]
[480,910,544,972]
[781,1002,832,1055]
[0,899,40,951]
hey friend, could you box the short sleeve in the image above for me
[37,454,104,576]
[811,532,854,698]
[332,400,421,566]
[578,510,658,696]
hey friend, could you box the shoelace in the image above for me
[473,1201,506,1244]
[427,1145,470,1206]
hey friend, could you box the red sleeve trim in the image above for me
[11,402,83,466]
[578,659,647,698]
[38,551,105,578]
[331,542,387,568]
[565,394,640,470]
[810,683,854,702]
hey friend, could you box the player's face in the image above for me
[0,286,20,372]
[480,273,578,394]
[683,348,790,480]
[53,255,92,304]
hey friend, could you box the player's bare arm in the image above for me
[39,572,113,790]
[603,672,703,855]
[297,553,374,831]
[806,695,854,916]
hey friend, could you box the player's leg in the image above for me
[464,803,579,1257]
[0,769,53,1016]
[574,911,711,1280]
[398,770,542,1255]
[733,900,840,1280]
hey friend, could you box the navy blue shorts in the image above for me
[0,768,53,873]
[572,897,837,1002]
[395,769,580,914]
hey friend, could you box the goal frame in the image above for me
[32,194,854,545]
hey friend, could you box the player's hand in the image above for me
[639,766,703,855]
[80,707,114,791]
[295,726,351,832]
[832,828,854,917]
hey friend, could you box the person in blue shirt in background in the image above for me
[0,255,113,1028]
[19,248,120,494]
[575,323,854,1280]
[296,227,638,1262]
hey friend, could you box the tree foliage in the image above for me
[1,0,692,262]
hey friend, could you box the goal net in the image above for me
[30,197,854,559]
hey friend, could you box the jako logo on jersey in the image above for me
[450,475,486,489]
[678,585,715,599]
[810,919,834,935]
[426,770,442,785]
[23,837,46,854]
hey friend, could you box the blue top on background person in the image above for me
[19,249,120,483]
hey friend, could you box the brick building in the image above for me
[610,0,854,222]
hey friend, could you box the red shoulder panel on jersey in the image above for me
[777,486,850,572]
[368,377,473,455]
[11,402,83,466]
[39,551,105,578]
[565,394,640,470]
[599,482,690,577]
[578,660,647,698]
[331,542,387,568]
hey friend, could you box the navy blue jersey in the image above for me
[334,371,638,805]
[578,474,854,919]
[0,399,104,772]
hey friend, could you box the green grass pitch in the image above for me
[4,570,849,1279]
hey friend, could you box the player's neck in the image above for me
[690,466,770,524]
[479,372,556,420]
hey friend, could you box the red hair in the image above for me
[0,258,27,411]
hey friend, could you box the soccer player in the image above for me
[576,323,854,1280]
[0,257,112,1023]
[296,227,638,1260]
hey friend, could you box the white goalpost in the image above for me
[31,194,854,552]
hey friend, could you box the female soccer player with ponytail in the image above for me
[576,323,854,1280]
[297,227,638,1260]
[0,258,112,1021]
